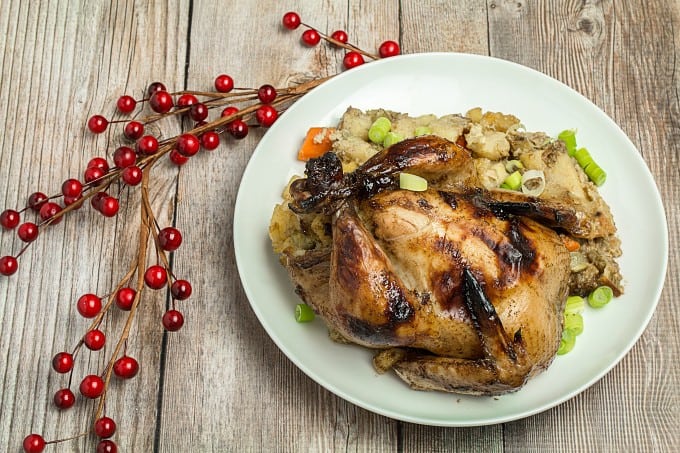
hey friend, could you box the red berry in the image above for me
[53,388,76,409]
[84,166,105,184]
[256,105,278,127]
[144,265,167,289]
[39,202,63,224]
[301,29,320,46]
[0,255,18,276]
[96,440,117,453]
[228,119,248,139]
[0,209,20,229]
[162,309,184,331]
[177,94,198,107]
[88,115,108,134]
[22,434,45,453]
[84,329,106,350]
[52,352,74,373]
[27,192,48,212]
[169,149,189,166]
[77,293,101,318]
[331,30,348,44]
[171,279,192,300]
[136,135,159,155]
[221,106,239,119]
[122,166,142,186]
[90,192,108,211]
[147,81,167,96]
[113,355,139,379]
[379,40,400,58]
[200,131,220,151]
[64,195,83,208]
[149,90,174,113]
[177,133,200,157]
[190,103,209,122]
[115,287,136,310]
[94,416,117,438]
[113,146,136,168]
[18,222,38,242]
[117,95,137,114]
[99,197,119,217]
[257,84,277,104]
[282,11,301,30]
[214,74,234,92]
[124,121,144,140]
[88,157,110,171]
[61,179,82,198]
[79,374,105,399]
[158,227,182,251]
[343,51,365,69]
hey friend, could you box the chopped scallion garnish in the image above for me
[382,131,404,148]
[295,303,315,322]
[414,126,432,136]
[503,171,522,190]
[399,172,428,191]
[565,295,585,315]
[557,329,576,355]
[564,312,584,336]
[587,286,614,308]
[558,129,577,156]
[368,116,392,144]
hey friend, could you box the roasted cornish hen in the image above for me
[271,126,620,395]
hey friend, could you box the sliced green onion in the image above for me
[383,131,404,148]
[584,162,607,186]
[505,159,524,173]
[573,147,592,167]
[520,169,546,196]
[557,329,576,355]
[564,313,584,336]
[565,295,586,315]
[399,172,428,192]
[414,126,432,136]
[558,129,577,156]
[572,147,607,186]
[368,116,392,144]
[587,286,613,308]
[295,303,315,322]
[502,171,522,190]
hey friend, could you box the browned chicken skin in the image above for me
[281,136,584,395]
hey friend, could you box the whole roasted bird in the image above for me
[275,135,612,395]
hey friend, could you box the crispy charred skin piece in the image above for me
[283,136,571,394]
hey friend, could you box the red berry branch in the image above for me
[1,11,400,452]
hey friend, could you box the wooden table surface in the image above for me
[1,1,677,452]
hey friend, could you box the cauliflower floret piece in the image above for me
[465,123,510,160]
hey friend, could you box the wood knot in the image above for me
[577,18,594,35]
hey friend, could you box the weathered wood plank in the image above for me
[0,1,188,451]
[398,2,507,452]
[155,1,402,451]
[488,1,679,451]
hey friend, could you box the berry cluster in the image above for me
[2,11,399,452]
[281,11,400,69]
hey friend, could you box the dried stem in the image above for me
[94,163,157,421]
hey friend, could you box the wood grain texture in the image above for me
[0,1,678,452]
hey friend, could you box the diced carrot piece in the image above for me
[297,127,336,161]
[562,235,581,252]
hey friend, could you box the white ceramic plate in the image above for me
[233,53,668,426]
